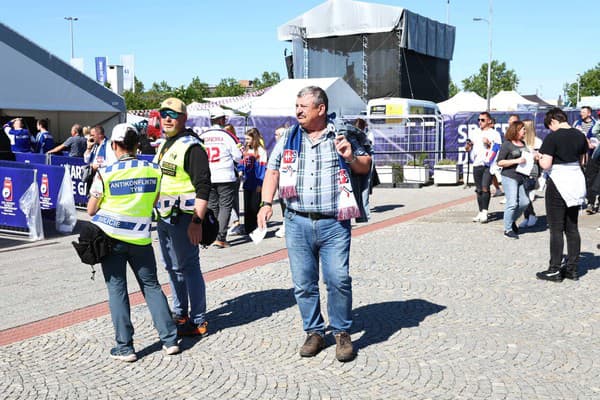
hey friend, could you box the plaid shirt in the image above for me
[267,124,367,215]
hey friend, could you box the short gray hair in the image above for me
[297,86,328,112]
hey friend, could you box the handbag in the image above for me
[81,165,96,196]
[72,221,112,265]
[200,208,219,247]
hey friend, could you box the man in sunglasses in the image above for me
[153,97,212,337]
[467,111,502,223]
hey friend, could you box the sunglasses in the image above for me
[477,118,487,122]
[160,110,180,119]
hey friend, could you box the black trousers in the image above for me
[473,165,492,212]
[545,178,580,271]
[243,189,261,234]
[585,157,600,205]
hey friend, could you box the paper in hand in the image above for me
[249,227,267,245]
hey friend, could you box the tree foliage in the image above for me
[448,80,459,98]
[123,76,210,110]
[253,71,281,90]
[211,78,246,97]
[563,63,600,106]
[461,60,519,99]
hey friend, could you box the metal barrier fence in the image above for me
[341,114,445,167]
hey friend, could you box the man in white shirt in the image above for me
[199,110,243,247]
[466,112,502,223]
[83,125,117,170]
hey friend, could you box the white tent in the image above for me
[250,78,366,117]
[0,23,125,141]
[438,91,487,114]
[278,0,403,40]
[490,91,538,111]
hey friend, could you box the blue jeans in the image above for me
[502,175,530,232]
[284,210,353,335]
[157,213,207,325]
[101,241,178,352]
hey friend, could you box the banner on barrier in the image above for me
[0,167,35,230]
[49,155,89,205]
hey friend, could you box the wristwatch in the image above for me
[191,215,203,224]
[259,201,273,208]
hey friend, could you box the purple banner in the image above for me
[95,57,107,83]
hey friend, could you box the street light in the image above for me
[576,73,581,107]
[64,16,78,59]
[473,0,493,112]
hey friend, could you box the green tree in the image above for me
[461,60,519,99]
[563,63,600,106]
[211,78,245,97]
[448,80,459,98]
[253,71,281,90]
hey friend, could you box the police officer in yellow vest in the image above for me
[153,98,212,336]
[87,123,179,362]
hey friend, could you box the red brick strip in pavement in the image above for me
[0,194,473,347]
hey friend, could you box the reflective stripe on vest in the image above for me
[154,135,201,217]
[92,159,161,245]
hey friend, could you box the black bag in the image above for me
[200,208,219,247]
[72,221,113,265]
[81,165,96,196]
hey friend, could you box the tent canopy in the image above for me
[0,23,125,141]
[490,91,537,111]
[249,78,366,117]
[438,91,487,115]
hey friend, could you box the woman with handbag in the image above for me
[87,124,179,362]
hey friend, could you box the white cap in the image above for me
[209,107,226,120]
[111,123,138,142]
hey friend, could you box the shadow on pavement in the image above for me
[350,299,446,353]
[578,252,600,279]
[370,204,404,213]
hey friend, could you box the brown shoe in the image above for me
[335,332,355,362]
[299,332,325,357]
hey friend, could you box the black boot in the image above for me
[561,266,579,281]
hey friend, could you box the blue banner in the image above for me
[49,155,88,206]
[95,56,107,83]
[0,167,34,230]
[15,152,47,164]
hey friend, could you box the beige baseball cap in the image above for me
[159,97,187,114]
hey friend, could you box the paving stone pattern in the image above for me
[2,191,600,399]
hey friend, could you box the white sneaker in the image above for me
[227,224,244,236]
[479,210,488,223]
[472,212,482,222]
[527,215,537,227]
[518,219,529,229]
[163,345,180,355]
[275,225,285,238]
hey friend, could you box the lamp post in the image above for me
[473,0,493,112]
[576,73,581,107]
[64,16,78,59]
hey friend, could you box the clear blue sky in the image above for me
[1,0,597,100]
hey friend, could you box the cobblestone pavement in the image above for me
[2,188,600,399]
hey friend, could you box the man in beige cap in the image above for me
[153,97,213,336]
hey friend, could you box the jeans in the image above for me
[157,213,207,325]
[208,181,237,241]
[545,178,581,271]
[502,175,530,232]
[101,240,178,352]
[284,209,353,335]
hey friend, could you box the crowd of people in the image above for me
[3,89,598,365]
[467,106,599,283]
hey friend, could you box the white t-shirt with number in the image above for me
[199,128,242,183]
